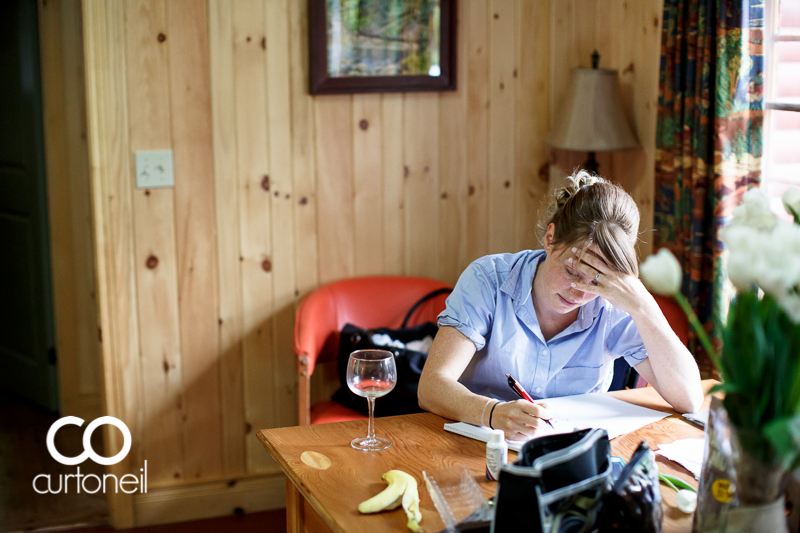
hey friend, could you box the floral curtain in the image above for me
[653,0,764,375]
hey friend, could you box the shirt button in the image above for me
[535,387,542,393]
[542,349,549,355]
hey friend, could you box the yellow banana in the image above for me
[358,470,424,532]
[400,473,422,532]
[357,471,409,514]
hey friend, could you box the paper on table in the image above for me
[656,438,705,479]
[444,392,670,452]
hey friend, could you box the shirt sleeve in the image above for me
[605,310,648,367]
[437,260,498,351]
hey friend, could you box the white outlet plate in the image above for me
[135,150,174,188]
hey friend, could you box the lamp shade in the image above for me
[545,68,639,151]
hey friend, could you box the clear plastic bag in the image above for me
[423,465,492,533]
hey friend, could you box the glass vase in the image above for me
[693,396,788,533]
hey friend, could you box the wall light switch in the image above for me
[135,150,174,188]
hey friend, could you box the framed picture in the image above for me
[308,0,457,95]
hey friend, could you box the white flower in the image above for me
[778,292,800,324]
[729,187,777,230]
[784,187,800,220]
[676,490,698,514]
[639,248,682,295]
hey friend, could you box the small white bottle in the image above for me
[485,429,508,481]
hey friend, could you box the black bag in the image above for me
[595,441,663,533]
[489,430,663,533]
[492,428,613,533]
[331,288,452,417]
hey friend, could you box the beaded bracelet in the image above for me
[480,397,493,428]
[489,400,501,430]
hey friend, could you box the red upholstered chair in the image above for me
[632,294,690,387]
[294,276,452,425]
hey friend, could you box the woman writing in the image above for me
[418,171,703,441]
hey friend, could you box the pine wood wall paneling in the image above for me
[515,0,551,251]
[288,0,334,408]
[488,0,516,254]
[82,0,139,525]
[629,0,663,260]
[353,95,385,276]
[595,0,624,178]
[381,94,405,276]
[232,0,278,475]
[166,0,223,482]
[61,0,101,409]
[41,0,102,422]
[316,96,355,284]
[549,0,575,188]
[403,94,440,278]
[125,0,186,487]
[265,0,298,430]
[438,0,469,285]
[208,0,246,477]
[289,0,319,297]
[289,0,319,298]
[466,0,490,263]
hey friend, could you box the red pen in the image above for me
[505,373,555,429]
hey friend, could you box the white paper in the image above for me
[656,438,705,478]
[444,392,671,452]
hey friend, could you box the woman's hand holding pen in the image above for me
[490,400,553,441]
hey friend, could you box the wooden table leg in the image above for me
[286,477,305,533]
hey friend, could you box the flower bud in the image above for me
[639,248,682,295]
[783,187,800,221]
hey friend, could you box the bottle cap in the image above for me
[488,429,504,443]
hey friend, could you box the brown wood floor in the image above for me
[0,392,107,532]
[0,393,287,532]
[44,509,286,533]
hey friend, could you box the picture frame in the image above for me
[308,0,457,95]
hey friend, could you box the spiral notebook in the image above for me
[444,393,670,452]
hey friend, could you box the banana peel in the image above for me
[358,469,423,532]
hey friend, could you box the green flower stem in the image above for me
[659,473,697,493]
[672,291,721,371]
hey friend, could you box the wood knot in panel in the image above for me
[504,180,510,188]
[299,196,308,205]
[261,37,266,50]
[157,33,166,43]
[262,175,270,191]
[146,255,159,269]
[493,13,499,19]
[300,451,332,470]
[244,422,252,435]
[359,119,369,131]
[262,259,272,272]
[468,185,476,196]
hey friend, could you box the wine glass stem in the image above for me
[367,397,376,441]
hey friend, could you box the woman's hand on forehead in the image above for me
[567,243,611,283]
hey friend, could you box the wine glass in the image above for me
[346,349,397,451]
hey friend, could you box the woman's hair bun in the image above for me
[553,169,605,213]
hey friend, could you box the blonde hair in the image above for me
[540,170,641,276]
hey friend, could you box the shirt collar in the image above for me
[499,250,546,312]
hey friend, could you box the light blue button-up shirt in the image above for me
[438,250,648,401]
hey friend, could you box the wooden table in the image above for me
[258,382,715,533]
